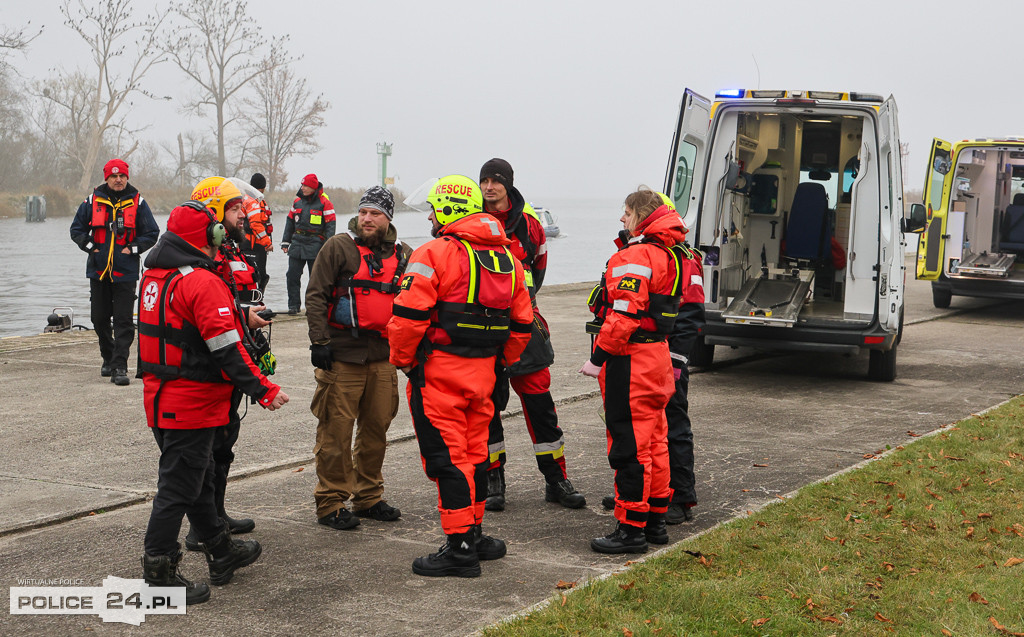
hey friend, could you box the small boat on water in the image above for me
[531,204,560,237]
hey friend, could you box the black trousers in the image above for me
[286,256,315,310]
[665,365,697,504]
[144,426,227,556]
[89,278,136,369]
[211,391,243,517]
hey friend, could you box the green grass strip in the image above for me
[483,398,1024,637]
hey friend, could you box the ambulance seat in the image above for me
[999,205,1024,251]
[784,182,831,262]
[1013,193,1024,206]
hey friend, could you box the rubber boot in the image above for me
[201,529,262,586]
[472,524,507,561]
[484,466,506,512]
[141,550,210,605]
[545,479,587,509]
[644,512,669,545]
[412,532,481,578]
[590,522,649,554]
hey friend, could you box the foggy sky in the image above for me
[3,0,1021,201]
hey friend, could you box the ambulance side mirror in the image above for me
[902,203,927,234]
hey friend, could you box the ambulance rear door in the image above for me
[877,96,904,332]
[917,138,954,280]
[663,89,711,232]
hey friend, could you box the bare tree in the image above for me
[37,0,168,192]
[239,62,329,191]
[164,0,289,176]
[159,130,218,188]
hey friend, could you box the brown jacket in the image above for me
[305,216,413,364]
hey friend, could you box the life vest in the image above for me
[293,192,328,239]
[137,266,233,384]
[329,238,408,336]
[216,246,259,302]
[587,241,691,341]
[89,192,140,246]
[426,238,518,354]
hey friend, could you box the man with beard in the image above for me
[304,186,412,530]
[182,176,272,551]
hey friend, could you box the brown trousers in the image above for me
[311,359,399,518]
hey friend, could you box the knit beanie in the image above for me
[250,172,267,190]
[302,173,319,189]
[358,186,395,219]
[104,158,129,180]
[167,203,211,249]
[479,158,513,190]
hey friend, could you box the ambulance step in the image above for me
[722,273,813,328]
[956,251,1015,277]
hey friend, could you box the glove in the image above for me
[310,344,333,371]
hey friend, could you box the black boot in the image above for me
[545,479,587,509]
[185,515,254,551]
[644,512,669,545]
[141,550,210,605]
[484,466,506,512]
[590,522,649,554]
[412,533,481,578]
[472,524,507,561]
[201,530,262,586]
[601,494,615,510]
[184,526,201,552]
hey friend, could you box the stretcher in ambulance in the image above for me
[663,89,908,381]
[912,138,1024,308]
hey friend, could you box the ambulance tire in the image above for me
[689,335,714,368]
[931,286,952,309]
[868,345,897,382]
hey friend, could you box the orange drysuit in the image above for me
[589,205,687,528]
[387,213,533,535]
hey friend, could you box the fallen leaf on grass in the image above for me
[907,431,921,437]
[990,616,1024,636]
[556,580,576,590]
[819,566,829,573]
[622,629,634,637]
[619,582,635,591]
[805,598,816,610]
[293,467,304,472]
[875,612,892,622]
[882,562,895,571]
[752,618,769,627]
[925,488,943,500]
[967,526,975,539]
[1004,557,1024,568]
[783,588,798,599]
[969,592,989,604]
[987,477,1005,486]
[874,481,896,486]
[863,453,877,459]
[941,630,952,636]
[560,594,567,606]
[753,463,768,467]
[825,536,838,542]
[815,615,842,624]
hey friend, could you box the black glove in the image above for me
[310,344,333,371]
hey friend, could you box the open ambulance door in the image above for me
[877,97,903,333]
[663,89,710,232]
[916,138,954,280]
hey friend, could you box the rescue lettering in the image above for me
[434,183,474,198]
[191,186,220,201]
[617,276,640,291]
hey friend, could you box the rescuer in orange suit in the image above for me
[580,187,687,554]
[241,172,274,293]
[386,175,533,578]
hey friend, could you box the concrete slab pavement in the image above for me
[2,256,1022,635]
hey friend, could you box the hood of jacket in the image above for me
[144,231,218,271]
[627,205,686,248]
[438,212,512,247]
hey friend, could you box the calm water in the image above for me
[0,196,624,338]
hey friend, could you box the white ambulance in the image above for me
[663,89,908,381]
[912,138,1024,307]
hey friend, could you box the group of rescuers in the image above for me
[70,157,705,604]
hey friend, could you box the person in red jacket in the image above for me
[137,201,289,604]
[478,158,586,512]
[387,174,533,578]
[282,173,336,314]
[580,188,687,554]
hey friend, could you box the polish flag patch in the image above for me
[218,307,231,317]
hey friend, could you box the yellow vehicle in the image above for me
[664,88,907,381]
[911,138,1024,307]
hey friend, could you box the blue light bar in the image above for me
[715,89,745,98]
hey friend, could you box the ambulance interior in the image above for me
[696,108,878,327]
[940,146,1024,280]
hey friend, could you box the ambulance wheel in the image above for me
[932,286,952,309]
[868,346,897,382]
[689,335,714,368]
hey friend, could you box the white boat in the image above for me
[531,205,560,237]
